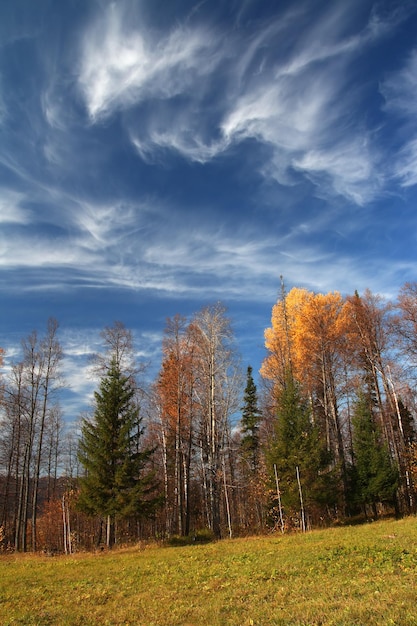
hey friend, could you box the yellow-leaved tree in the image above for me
[262,287,354,516]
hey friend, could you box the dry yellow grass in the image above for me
[1,517,417,625]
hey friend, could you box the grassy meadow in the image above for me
[1,517,417,625]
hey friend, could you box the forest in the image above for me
[1,281,417,552]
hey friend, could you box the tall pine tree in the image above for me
[77,359,159,546]
[351,392,398,517]
[267,373,334,527]
[240,365,262,473]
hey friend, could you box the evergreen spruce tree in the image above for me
[351,392,398,517]
[267,373,334,526]
[240,366,262,472]
[77,358,159,546]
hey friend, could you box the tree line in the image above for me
[0,284,417,551]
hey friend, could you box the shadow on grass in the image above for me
[166,529,216,547]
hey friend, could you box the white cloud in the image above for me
[218,2,400,204]
[78,0,400,205]
[0,193,151,286]
[75,201,140,248]
[0,177,393,306]
[0,93,5,126]
[0,232,87,269]
[0,190,31,224]
[41,87,72,132]
[382,49,417,188]
[78,4,221,122]
[131,128,227,164]
[393,139,417,188]
[293,138,383,205]
[382,49,417,118]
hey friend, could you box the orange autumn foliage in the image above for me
[262,288,350,395]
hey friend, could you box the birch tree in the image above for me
[0,320,63,551]
[190,303,241,539]
[154,315,199,536]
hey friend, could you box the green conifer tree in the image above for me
[77,359,159,546]
[240,366,262,472]
[267,373,334,526]
[351,392,398,517]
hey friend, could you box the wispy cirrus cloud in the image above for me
[77,0,404,205]
[0,190,32,224]
[2,0,417,424]
[0,168,409,307]
[0,89,6,126]
[392,139,417,188]
[1,1,415,301]
[381,49,417,188]
[292,137,383,205]
[0,184,327,302]
[382,49,417,117]
[78,3,222,122]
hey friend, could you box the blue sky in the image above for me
[1,0,417,421]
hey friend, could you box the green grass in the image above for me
[1,517,417,625]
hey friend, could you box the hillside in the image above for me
[1,516,417,625]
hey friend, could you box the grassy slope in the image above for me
[1,517,417,625]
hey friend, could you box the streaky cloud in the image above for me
[78,3,222,122]
[77,0,404,205]
[382,49,417,188]
[393,139,417,188]
[0,190,31,224]
[292,138,383,205]
[382,49,417,118]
